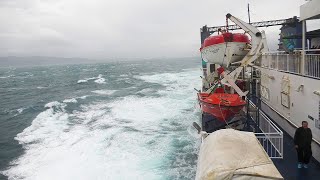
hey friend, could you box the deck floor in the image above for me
[201,113,320,179]
[272,129,320,180]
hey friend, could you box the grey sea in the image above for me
[0,58,201,180]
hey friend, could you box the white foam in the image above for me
[137,88,154,94]
[17,108,26,114]
[3,68,201,180]
[62,98,78,103]
[79,95,88,99]
[94,74,106,84]
[92,90,116,95]
[77,74,106,84]
[44,101,64,108]
[0,75,14,79]
[94,78,106,84]
[77,79,88,84]
[12,107,27,117]
[36,86,47,89]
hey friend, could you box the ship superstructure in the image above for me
[258,0,320,163]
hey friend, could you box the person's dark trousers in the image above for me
[297,146,312,164]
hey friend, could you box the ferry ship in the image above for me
[194,0,320,179]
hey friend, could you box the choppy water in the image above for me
[0,59,201,180]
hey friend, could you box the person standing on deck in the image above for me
[294,121,313,168]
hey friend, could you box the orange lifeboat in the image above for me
[197,91,246,122]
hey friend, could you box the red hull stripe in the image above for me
[202,33,250,49]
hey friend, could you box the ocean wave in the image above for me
[92,90,116,95]
[62,98,78,103]
[77,74,106,84]
[77,79,88,83]
[16,108,26,114]
[136,88,154,94]
[45,101,65,108]
[11,107,27,117]
[17,72,33,78]
[0,75,14,79]
[3,68,201,180]
[79,95,88,99]
[94,74,106,84]
[94,78,106,84]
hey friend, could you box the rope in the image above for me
[218,97,232,129]
[218,94,245,129]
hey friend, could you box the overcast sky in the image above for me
[0,0,309,59]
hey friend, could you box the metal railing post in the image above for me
[287,54,289,72]
[250,100,283,158]
[301,20,306,75]
[269,55,271,69]
[276,54,279,70]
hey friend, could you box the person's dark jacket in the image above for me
[294,127,312,148]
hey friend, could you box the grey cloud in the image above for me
[0,0,308,59]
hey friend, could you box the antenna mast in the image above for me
[248,3,251,23]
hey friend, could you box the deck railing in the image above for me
[305,54,320,78]
[261,50,320,79]
[249,101,284,159]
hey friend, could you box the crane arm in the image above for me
[206,13,268,97]
[226,13,264,56]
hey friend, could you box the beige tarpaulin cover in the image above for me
[195,129,283,180]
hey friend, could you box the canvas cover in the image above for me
[195,129,283,180]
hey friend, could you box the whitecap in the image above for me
[63,98,78,103]
[12,107,27,116]
[79,96,88,99]
[0,75,14,79]
[45,101,64,108]
[77,74,106,84]
[137,88,154,94]
[3,69,202,180]
[92,90,116,95]
[17,108,26,114]
[77,79,88,84]
[94,78,106,84]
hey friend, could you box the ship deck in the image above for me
[272,129,320,180]
[202,113,320,179]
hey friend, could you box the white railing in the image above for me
[261,50,320,79]
[249,101,284,159]
[305,54,320,78]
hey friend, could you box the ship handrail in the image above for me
[248,100,284,158]
[263,49,320,53]
[258,65,320,81]
[260,51,320,79]
[255,133,283,158]
[249,100,283,134]
[254,132,283,135]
